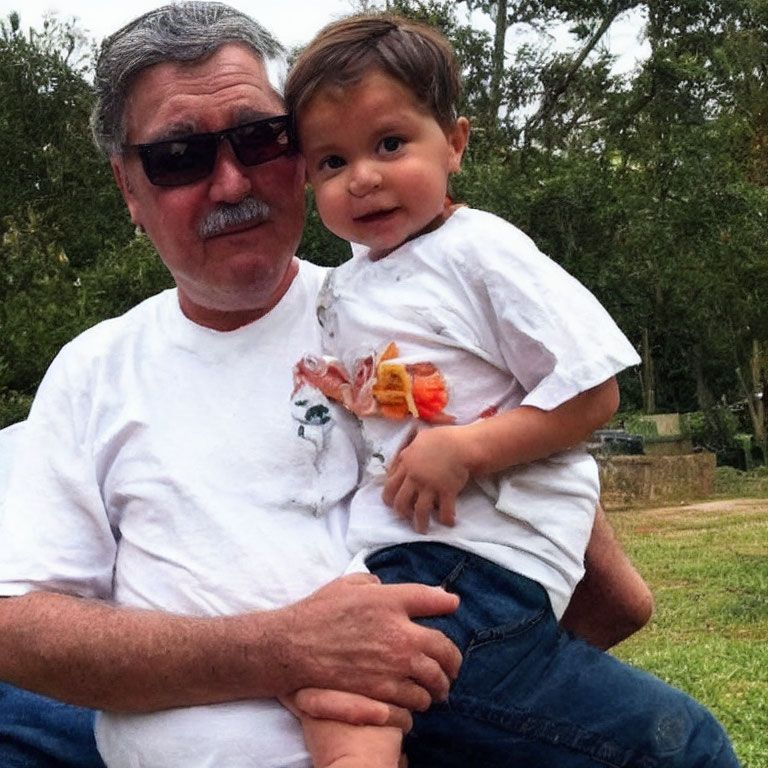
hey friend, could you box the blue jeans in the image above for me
[0,683,105,768]
[367,542,740,768]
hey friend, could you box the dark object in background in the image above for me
[587,429,644,455]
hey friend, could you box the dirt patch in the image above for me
[607,497,768,533]
[618,497,768,516]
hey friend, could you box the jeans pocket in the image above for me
[466,604,549,653]
[449,602,555,701]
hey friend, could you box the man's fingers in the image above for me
[376,583,463,687]
[409,652,454,703]
[289,688,414,730]
[388,583,460,619]
[407,628,460,698]
[368,676,433,712]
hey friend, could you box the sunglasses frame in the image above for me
[123,114,292,187]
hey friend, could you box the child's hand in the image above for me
[382,426,471,533]
[279,688,414,731]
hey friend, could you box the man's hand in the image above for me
[382,426,471,533]
[262,573,461,713]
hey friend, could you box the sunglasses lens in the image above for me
[141,137,216,187]
[231,119,289,166]
[133,117,290,187]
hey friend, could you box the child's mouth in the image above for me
[354,208,399,224]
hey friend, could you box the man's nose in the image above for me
[348,161,382,198]
[208,140,253,203]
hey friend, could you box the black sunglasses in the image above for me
[124,114,291,187]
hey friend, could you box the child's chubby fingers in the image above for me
[381,460,406,509]
[436,493,457,527]
[412,488,437,534]
[392,478,419,523]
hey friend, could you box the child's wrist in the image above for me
[456,422,487,476]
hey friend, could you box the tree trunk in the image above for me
[489,0,508,122]
[736,340,767,464]
[641,327,655,414]
[523,0,628,142]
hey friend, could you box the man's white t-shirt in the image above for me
[317,207,641,617]
[0,260,359,767]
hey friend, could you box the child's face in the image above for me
[298,69,468,257]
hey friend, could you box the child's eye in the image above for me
[321,155,346,171]
[379,136,403,154]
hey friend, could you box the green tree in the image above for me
[0,13,131,267]
[0,13,170,424]
[5,2,768,455]
[356,0,768,432]
[602,0,768,412]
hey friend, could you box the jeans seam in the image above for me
[465,604,548,653]
[707,731,737,767]
[444,694,661,768]
[438,554,469,593]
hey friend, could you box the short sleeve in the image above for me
[457,211,640,410]
[0,347,117,599]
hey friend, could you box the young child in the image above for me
[283,15,739,768]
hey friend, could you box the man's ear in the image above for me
[111,157,142,226]
[447,117,470,174]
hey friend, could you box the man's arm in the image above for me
[0,574,460,714]
[560,504,654,649]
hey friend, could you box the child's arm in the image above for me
[281,691,404,768]
[382,377,619,533]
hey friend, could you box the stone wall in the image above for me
[643,436,694,456]
[636,413,681,436]
[597,452,716,509]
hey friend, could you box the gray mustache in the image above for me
[199,198,271,238]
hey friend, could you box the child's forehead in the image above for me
[304,68,427,116]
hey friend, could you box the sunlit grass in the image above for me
[609,500,768,767]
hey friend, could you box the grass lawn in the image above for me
[608,493,768,768]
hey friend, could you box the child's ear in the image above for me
[447,117,470,173]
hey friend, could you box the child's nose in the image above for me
[348,161,382,197]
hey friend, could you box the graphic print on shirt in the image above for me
[290,383,333,452]
[293,342,453,424]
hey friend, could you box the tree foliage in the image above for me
[2,4,768,460]
[0,14,131,267]
[347,0,768,436]
[0,13,171,418]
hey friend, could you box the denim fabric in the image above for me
[0,683,105,768]
[367,542,740,768]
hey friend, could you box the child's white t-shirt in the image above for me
[317,207,640,617]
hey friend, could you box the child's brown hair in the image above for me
[284,14,460,146]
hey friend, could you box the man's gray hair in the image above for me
[91,2,283,157]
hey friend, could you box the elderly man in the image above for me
[0,4,652,767]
